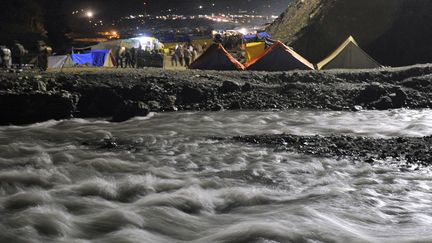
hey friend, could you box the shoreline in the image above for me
[1,64,432,125]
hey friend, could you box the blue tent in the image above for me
[71,53,93,65]
[243,32,272,40]
[91,50,109,67]
[71,50,110,67]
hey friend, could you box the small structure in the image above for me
[317,36,382,70]
[242,32,272,42]
[71,50,115,67]
[189,44,244,71]
[245,42,266,62]
[47,55,75,69]
[245,41,314,71]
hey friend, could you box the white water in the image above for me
[1,110,432,243]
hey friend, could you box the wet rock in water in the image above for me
[352,105,363,112]
[179,86,205,104]
[111,100,149,122]
[233,134,432,166]
[219,81,241,93]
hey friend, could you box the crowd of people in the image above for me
[114,46,164,68]
[170,43,207,68]
[0,40,51,71]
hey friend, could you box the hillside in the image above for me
[267,0,432,66]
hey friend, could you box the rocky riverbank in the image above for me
[233,134,432,168]
[1,65,432,125]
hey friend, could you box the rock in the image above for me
[148,100,161,111]
[389,88,407,108]
[352,105,363,111]
[401,76,432,90]
[0,91,77,125]
[229,101,242,110]
[371,96,393,110]
[36,81,47,92]
[219,81,241,93]
[211,104,224,111]
[356,83,387,104]
[241,82,253,92]
[179,86,205,104]
[77,87,123,117]
[112,100,149,122]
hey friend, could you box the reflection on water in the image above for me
[1,110,432,242]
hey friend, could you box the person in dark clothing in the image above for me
[183,47,192,68]
[12,41,27,69]
[136,48,145,68]
[125,48,132,68]
[37,41,51,71]
[130,47,137,68]
[170,49,178,67]
[175,45,184,67]
[116,47,126,68]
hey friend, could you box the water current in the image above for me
[1,110,432,243]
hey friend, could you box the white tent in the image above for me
[48,55,75,69]
[317,36,382,70]
[103,50,115,67]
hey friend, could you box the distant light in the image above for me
[199,5,203,9]
[239,28,248,35]
[86,11,94,18]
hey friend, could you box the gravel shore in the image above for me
[0,65,432,124]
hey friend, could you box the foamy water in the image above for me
[1,110,432,242]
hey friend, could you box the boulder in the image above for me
[219,81,241,93]
[77,87,123,117]
[356,84,387,104]
[111,100,149,122]
[179,86,205,104]
[0,91,76,125]
[371,96,393,110]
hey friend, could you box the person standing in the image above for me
[116,47,126,68]
[125,48,132,68]
[12,41,27,69]
[183,47,192,68]
[170,49,178,67]
[191,47,198,63]
[0,45,12,69]
[37,41,51,71]
[130,47,137,68]
[175,45,184,67]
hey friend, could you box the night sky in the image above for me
[64,0,292,17]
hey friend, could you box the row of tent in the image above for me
[48,37,164,69]
[190,36,383,71]
[48,50,115,69]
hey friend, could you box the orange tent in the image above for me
[190,44,244,71]
[245,41,314,71]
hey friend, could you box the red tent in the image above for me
[245,41,315,71]
[190,44,244,71]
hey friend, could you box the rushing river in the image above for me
[1,110,432,243]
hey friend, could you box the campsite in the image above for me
[3,1,432,242]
